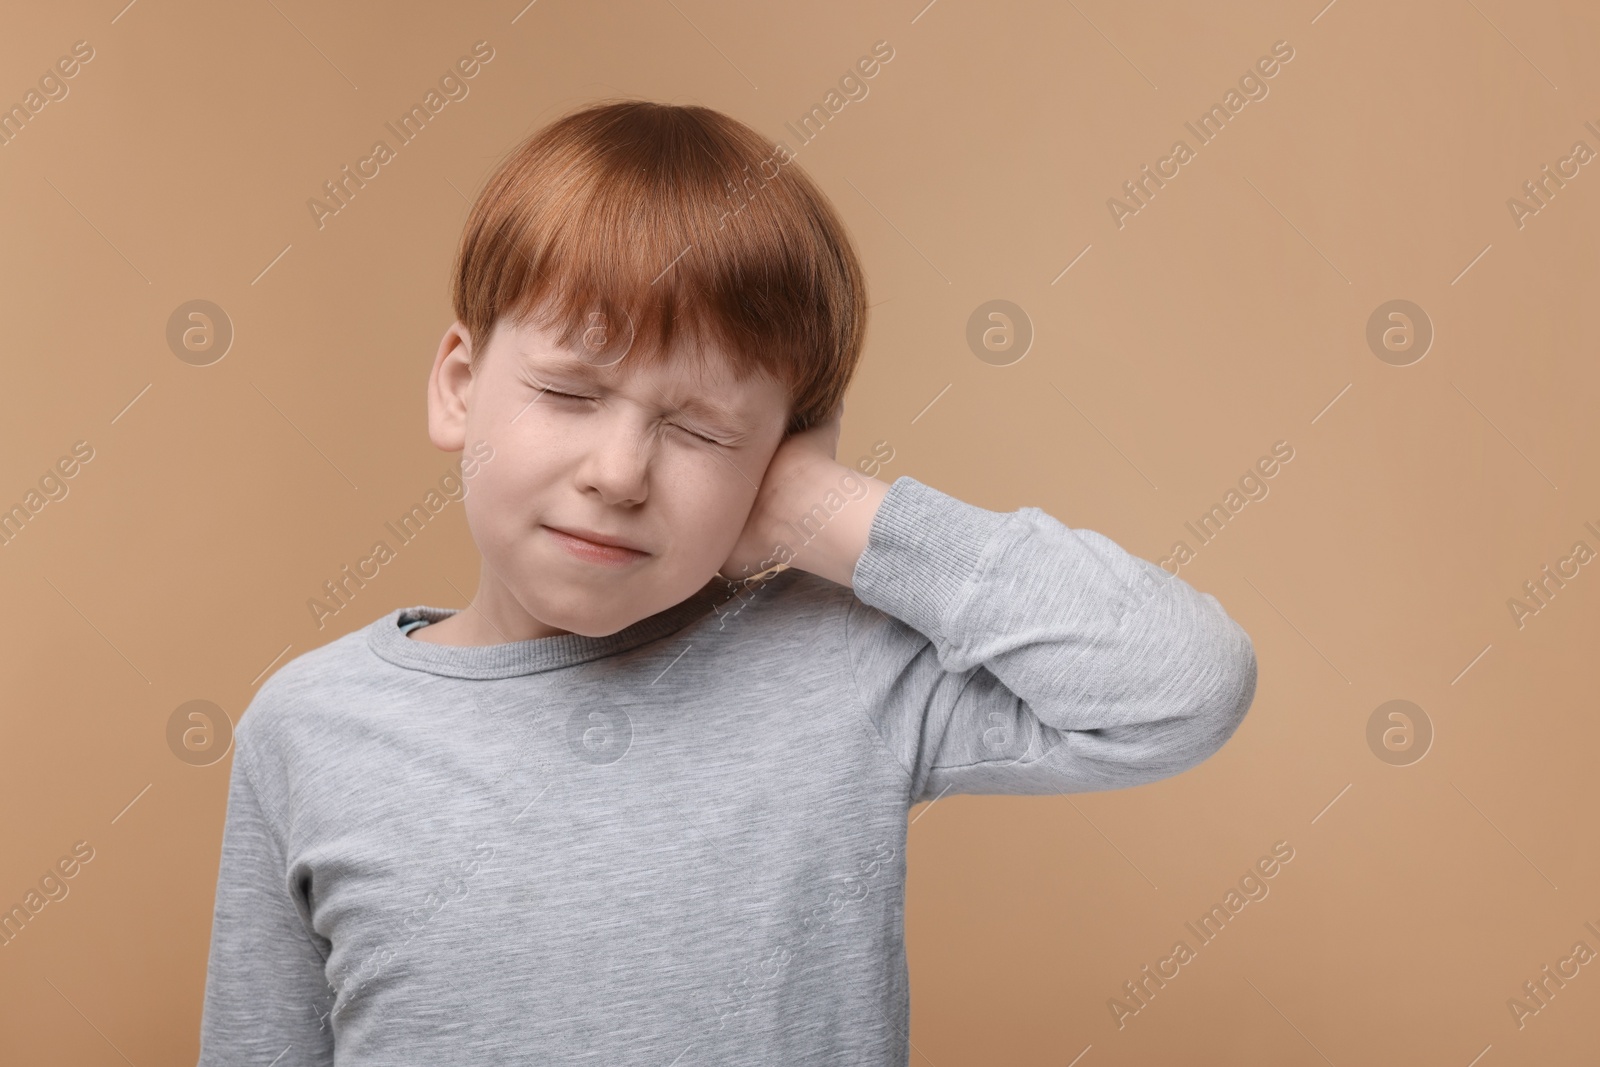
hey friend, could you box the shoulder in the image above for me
[766,566,856,612]
[233,611,397,773]
[717,566,858,637]
[723,567,918,683]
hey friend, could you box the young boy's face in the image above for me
[427,311,792,640]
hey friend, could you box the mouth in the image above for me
[542,525,651,566]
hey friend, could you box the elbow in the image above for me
[1181,618,1258,765]
[1138,576,1259,763]
[1082,619,1258,788]
[1219,623,1259,732]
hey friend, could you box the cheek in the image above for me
[666,454,764,542]
[460,442,557,530]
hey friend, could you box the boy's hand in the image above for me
[718,401,891,588]
[718,400,844,582]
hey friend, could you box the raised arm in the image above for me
[791,468,1257,803]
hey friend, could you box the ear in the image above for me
[427,320,477,453]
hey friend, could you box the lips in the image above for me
[543,525,649,554]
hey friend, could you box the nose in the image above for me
[573,409,651,507]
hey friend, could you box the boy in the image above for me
[198,100,1257,1064]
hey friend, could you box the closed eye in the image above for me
[539,387,596,402]
[670,423,724,446]
[532,380,727,447]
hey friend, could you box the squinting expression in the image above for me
[437,313,792,639]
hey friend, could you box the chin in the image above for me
[520,572,704,638]
[561,612,636,639]
[527,594,645,639]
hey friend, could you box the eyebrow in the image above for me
[525,349,753,437]
[670,394,751,437]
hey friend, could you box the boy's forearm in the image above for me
[779,459,892,588]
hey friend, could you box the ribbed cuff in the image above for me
[849,475,1015,642]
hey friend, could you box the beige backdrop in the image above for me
[3,0,1597,1063]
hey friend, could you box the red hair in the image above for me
[451,99,868,435]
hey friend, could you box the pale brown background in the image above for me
[2,0,1597,1063]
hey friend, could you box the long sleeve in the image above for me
[845,476,1257,803]
[197,724,336,1066]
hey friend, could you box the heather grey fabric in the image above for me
[197,475,1257,1065]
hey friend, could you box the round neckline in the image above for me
[365,570,799,680]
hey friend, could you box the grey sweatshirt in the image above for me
[198,475,1257,1065]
